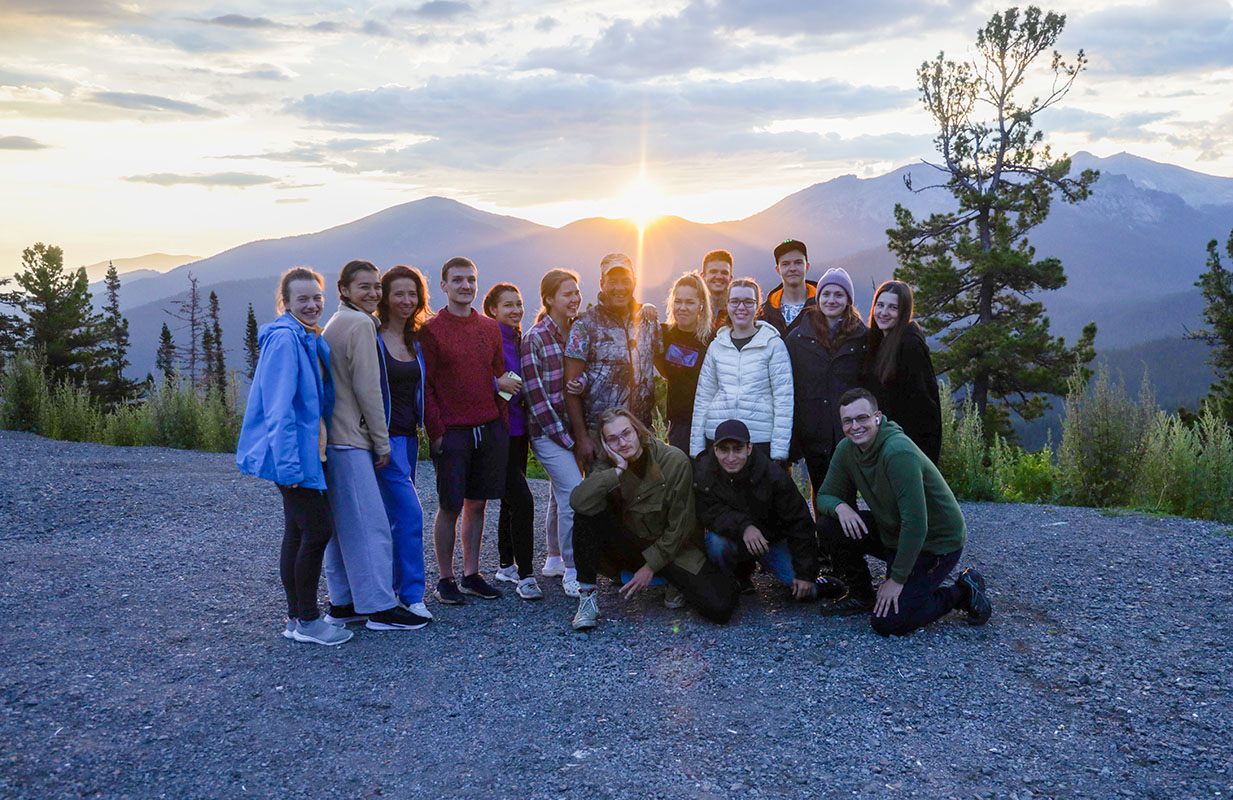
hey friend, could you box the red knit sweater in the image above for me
[420,308,507,439]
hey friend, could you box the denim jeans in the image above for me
[705,532,796,586]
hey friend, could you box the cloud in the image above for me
[125,172,278,187]
[534,16,558,33]
[0,135,51,150]
[276,198,310,204]
[1073,1,1233,76]
[1043,108,1176,142]
[239,66,293,81]
[361,19,393,37]
[88,91,221,117]
[692,0,979,37]
[394,2,473,20]
[194,14,285,30]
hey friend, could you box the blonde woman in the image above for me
[655,271,713,453]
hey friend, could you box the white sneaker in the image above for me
[542,556,566,577]
[406,601,433,620]
[517,576,544,600]
[562,578,581,598]
[664,584,685,609]
[494,564,520,584]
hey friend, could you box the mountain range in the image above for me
[102,151,1232,408]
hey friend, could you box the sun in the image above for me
[618,168,665,231]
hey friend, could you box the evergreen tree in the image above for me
[0,277,28,370]
[166,273,203,390]
[206,290,226,395]
[887,6,1097,437]
[244,303,260,380]
[155,323,177,383]
[10,243,104,387]
[96,262,139,406]
[1189,229,1233,422]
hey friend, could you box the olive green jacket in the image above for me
[570,437,707,574]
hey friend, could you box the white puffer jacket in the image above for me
[689,321,794,460]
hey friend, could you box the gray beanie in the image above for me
[818,268,854,300]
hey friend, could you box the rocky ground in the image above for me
[0,430,1230,799]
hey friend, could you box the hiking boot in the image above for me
[459,573,502,600]
[664,584,686,609]
[814,575,848,601]
[562,578,582,598]
[516,576,544,600]
[542,556,566,577]
[366,606,431,630]
[822,594,875,617]
[324,603,368,625]
[572,589,599,631]
[494,564,520,584]
[434,578,466,605]
[293,617,354,646]
[406,601,433,620]
[956,568,992,626]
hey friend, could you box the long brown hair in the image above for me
[378,265,432,349]
[867,280,918,384]
[536,268,581,325]
[803,283,863,352]
[665,271,714,343]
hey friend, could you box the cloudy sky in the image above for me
[2,0,1232,269]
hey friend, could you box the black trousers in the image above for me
[497,434,536,578]
[277,485,335,621]
[817,511,963,637]
[573,508,739,624]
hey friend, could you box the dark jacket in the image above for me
[693,447,819,580]
[863,324,942,464]
[655,323,708,424]
[784,311,869,459]
[757,280,817,336]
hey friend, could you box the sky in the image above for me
[2,0,1232,270]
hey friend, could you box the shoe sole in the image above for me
[323,614,368,625]
[433,590,465,606]
[518,591,544,600]
[291,630,353,646]
[572,620,598,631]
[365,620,430,631]
[664,601,686,609]
[542,568,566,577]
[458,588,500,600]
[494,572,520,584]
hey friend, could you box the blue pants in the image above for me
[376,435,426,606]
[324,446,397,614]
[705,532,796,586]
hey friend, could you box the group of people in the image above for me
[236,239,992,647]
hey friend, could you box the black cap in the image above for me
[774,239,807,262]
[713,419,751,445]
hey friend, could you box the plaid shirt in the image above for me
[520,314,574,449]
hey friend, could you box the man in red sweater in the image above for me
[421,257,521,605]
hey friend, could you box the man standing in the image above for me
[815,388,991,636]
[758,239,817,336]
[694,419,843,600]
[569,407,739,631]
[421,257,520,605]
[564,253,661,467]
[702,249,734,328]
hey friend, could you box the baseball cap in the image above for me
[599,252,634,278]
[773,239,808,262]
[713,419,751,445]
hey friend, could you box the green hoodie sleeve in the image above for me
[885,450,928,583]
[815,442,857,517]
[640,450,698,573]
[569,464,621,515]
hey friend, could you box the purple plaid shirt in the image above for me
[520,314,573,449]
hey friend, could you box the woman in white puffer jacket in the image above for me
[689,278,794,461]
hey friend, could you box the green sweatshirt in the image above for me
[816,420,965,583]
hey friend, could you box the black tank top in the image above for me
[382,339,421,437]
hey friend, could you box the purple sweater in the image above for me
[500,322,527,437]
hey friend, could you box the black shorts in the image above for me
[433,419,509,512]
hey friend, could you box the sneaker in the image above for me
[459,573,502,600]
[494,564,520,584]
[434,578,466,605]
[737,575,755,595]
[956,568,992,626]
[281,618,297,640]
[406,601,433,620]
[562,578,582,598]
[572,589,599,631]
[813,575,848,601]
[664,584,686,609]
[293,617,354,646]
[542,556,566,577]
[366,606,431,630]
[516,576,544,600]
[822,594,875,617]
[324,603,368,625]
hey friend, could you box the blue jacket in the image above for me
[236,312,335,490]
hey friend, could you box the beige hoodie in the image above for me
[322,303,391,457]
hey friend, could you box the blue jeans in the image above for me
[376,435,426,606]
[705,532,796,586]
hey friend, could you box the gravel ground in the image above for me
[0,430,1230,800]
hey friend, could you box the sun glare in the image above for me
[619,169,665,231]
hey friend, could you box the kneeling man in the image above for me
[569,407,739,631]
[694,419,841,600]
[816,388,991,635]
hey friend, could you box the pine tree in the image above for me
[166,273,203,390]
[887,6,1097,437]
[0,277,28,370]
[244,303,260,380]
[10,243,104,387]
[155,323,177,383]
[1189,229,1233,422]
[95,262,138,406]
[206,290,226,395]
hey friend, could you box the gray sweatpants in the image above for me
[323,446,397,614]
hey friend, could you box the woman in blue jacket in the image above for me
[236,268,350,647]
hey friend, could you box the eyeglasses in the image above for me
[727,299,757,309]
[840,413,875,429]
[603,428,638,447]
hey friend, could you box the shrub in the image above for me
[990,435,1056,503]
[198,389,241,453]
[101,404,153,447]
[1057,366,1154,507]
[0,349,49,433]
[40,380,103,442]
[938,384,995,500]
[146,377,204,450]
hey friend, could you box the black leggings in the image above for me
[573,508,739,624]
[278,486,335,621]
[497,434,535,578]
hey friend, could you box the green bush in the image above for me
[40,380,103,442]
[0,349,49,433]
[938,384,995,500]
[101,404,153,447]
[1134,404,1233,521]
[990,435,1056,503]
[198,389,241,453]
[1057,366,1154,507]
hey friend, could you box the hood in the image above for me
[766,279,818,309]
[854,418,908,467]
[258,311,314,348]
[716,319,781,348]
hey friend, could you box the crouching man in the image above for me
[816,388,991,636]
[569,407,739,631]
[694,419,844,601]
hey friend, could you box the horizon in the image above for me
[3,1,1233,269]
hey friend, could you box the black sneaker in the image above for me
[821,594,875,617]
[459,573,502,600]
[956,568,992,626]
[366,606,431,630]
[324,603,368,625]
[813,575,848,600]
[434,578,466,605]
[737,575,756,595]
